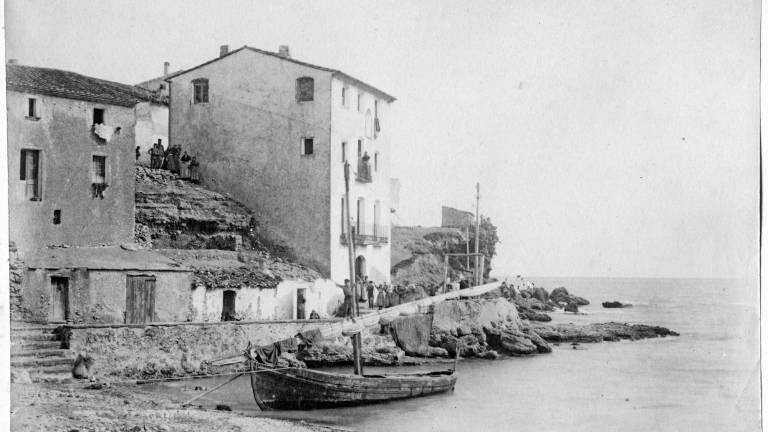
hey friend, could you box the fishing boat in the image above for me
[250,365,457,410]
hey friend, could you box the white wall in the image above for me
[190,278,344,321]
[329,77,393,284]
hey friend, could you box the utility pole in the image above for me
[465,225,470,270]
[474,183,481,286]
[344,162,362,375]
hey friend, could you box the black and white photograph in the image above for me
[1,1,762,431]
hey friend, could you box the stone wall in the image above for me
[66,320,339,379]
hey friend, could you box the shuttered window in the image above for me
[193,78,209,103]
[296,77,314,102]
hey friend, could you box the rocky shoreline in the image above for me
[296,284,678,365]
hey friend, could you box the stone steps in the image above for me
[11,356,73,368]
[11,325,72,382]
[10,340,61,351]
[11,349,70,360]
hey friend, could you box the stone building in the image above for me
[167,45,395,284]
[6,62,166,254]
[21,246,192,324]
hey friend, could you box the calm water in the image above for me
[155,278,761,432]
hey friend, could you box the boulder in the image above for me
[564,302,579,313]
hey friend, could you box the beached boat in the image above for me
[250,366,457,410]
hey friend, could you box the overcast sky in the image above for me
[5,0,760,278]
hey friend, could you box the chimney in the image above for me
[219,45,229,57]
[163,61,170,76]
[278,45,291,59]
[7,59,18,65]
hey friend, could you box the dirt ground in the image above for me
[11,381,347,432]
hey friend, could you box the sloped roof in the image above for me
[6,64,168,107]
[26,246,190,272]
[166,46,396,102]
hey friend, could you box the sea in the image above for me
[154,277,761,432]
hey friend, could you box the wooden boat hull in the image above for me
[250,367,457,410]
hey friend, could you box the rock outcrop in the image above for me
[529,322,679,343]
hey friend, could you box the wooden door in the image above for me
[125,276,156,324]
[50,276,69,322]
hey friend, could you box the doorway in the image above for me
[296,288,307,320]
[222,290,237,321]
[125,275,156,324]
[355,255,367,281]
[50,276,69,322]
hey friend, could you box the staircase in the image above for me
[11,324,74,382]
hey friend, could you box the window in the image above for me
[92,156,107,184]
[357,198,366,234]
[53,210,61,225]
[374,152,379,172]
[341,86,348,107]
[193,78,209,104]
[357,92,363,112]
[20,149,41,201]
[365,109,373,138]
[341,141,347,162]
[91,156,108,198]
[222,290,236,321]
[357,139,362,159]
[27,98,38,119]
[302,138,314,155]
[296,77,314,102]
[93,108,104,125]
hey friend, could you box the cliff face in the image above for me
[390,226,473,287]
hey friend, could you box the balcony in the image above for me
[340,224,389,246]
[356,159,372,183]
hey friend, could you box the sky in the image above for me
[4,0,760,278]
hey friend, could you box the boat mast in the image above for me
[344,161,363,375]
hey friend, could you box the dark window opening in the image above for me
[193,78,209,104]
[374,152,379,171]
[302,138,314,155]
[222,290,237,321]
[342,87,347,106]
[20,149,41,201]
[93,108,104,125]
[357,140,362,159]
[53,209,61,225]
[342,141,347,162]
[296,77,314,102]
[28,98,38,118]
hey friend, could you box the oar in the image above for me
[182,373,243,407]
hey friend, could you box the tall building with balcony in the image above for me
[167,45,394,283]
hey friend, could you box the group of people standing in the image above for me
[338,277,415,317]
[139,141,201,183]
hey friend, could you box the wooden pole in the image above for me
[465,225,470,270]
[344,162,363,376]
[474,183,480,286]
[443,254,449,293]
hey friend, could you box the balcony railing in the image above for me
[356,159,372,183]
[340,224,389,246]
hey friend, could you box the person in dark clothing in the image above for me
[338,279,353,317]
[376,285,387,310]
[366,281,375,309]
[188,156,201,183]
[309,310,320,319]
[135,146,141,161]
[149,142,164,169]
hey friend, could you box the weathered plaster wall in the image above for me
[21,268,192,323]
[190,278,343,321]
[169,50,333,275]
[134,102,168,166]
[67,320,339,378]
[329,78,392,283]
[7,91,135,255]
